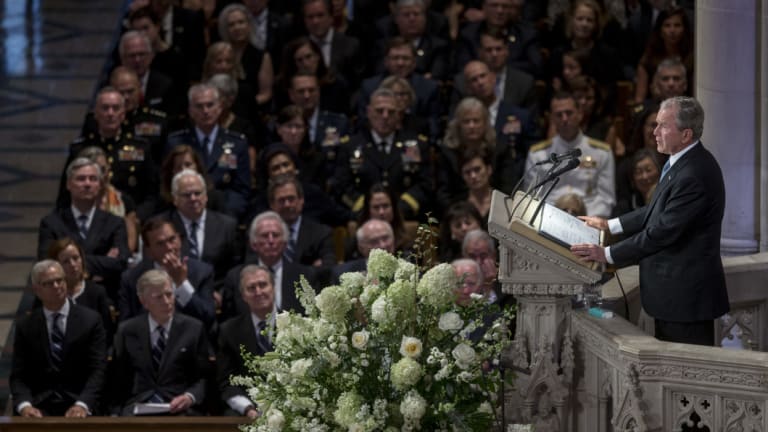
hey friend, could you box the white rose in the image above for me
[267,408,285,430]
[452,343,477,370]
[371,296,391,324]
[399,336,423,358]
[438,312,464,331]
[351,330,370,350]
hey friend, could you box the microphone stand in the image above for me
[508,159,563,223]
[529,176,560,226]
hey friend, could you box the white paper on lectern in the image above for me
[538,203,601,247]
[133,402,171,415]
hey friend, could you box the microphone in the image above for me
[532,157,581,188]
[535,148,582,165]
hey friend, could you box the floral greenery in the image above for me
[232,248,514,431]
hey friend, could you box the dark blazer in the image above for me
[611,143,729,322]
[162,209,241,285]
[169,5,206,81]
[37,207,129,286]
[357,73,440,138]
[144,70,182,117]
[109,313,210,414]
[10,303,106,415]
[451,66,538,113]
[117,258,216,329]
[456,20,542,77]
[33,281,115,343]
[295,217,336,267]
[220,261,318,321]
[372,31,451,81]
[329,31,363,86]
[217,314,270,405]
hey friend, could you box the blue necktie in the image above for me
[659,160,671,182]
[50,313,64,368]
[188,221,199,259]
[77,215,88,239]
[152,326,165,372]
[284,225,297,262]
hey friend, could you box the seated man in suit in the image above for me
[110,269,210,415]
[451,258,485,307]
[217,264,276,418]
[267,174,336,267]
[302,0,362,85]
[161,169,241,286]
[220,211,319,321]
[11,260,106,417]
[331,219,395,283]
[118,218,216,329]
[39,157,129,289]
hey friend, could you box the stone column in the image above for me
[696,1,761,254]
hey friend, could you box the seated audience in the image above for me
[156,145,228,216]
[613,148,661,217]
[555,193,587,217]
[459,146,495,220]
[333,219,396,283]
[349,183,412,259]
[438,201,484,263]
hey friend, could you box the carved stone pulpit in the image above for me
[488,191,603,431]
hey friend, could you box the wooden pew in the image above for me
[0,416,245,432]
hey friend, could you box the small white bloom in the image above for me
[400,390,427,422]
[399,336,423,358]
[370,296,392,324]
[438,312,464,331]
[452,343,478,370]
[267,408,285,430]
[477,401,493,414]
[290,358,313,377]
[351,330,370,350]
[275,311,291,330]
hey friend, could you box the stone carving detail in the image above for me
[509,283,585,296]
[719,307,759,350]
[724,398,764,432]
[507,335,530,370]
[638,364,768,389]
[511,253,540,272]
[571,318,620,363]
[560,328,574,385]
[672,391,714,432]
[611,364,648,432]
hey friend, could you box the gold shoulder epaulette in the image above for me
[529,139,553,153]
[586,138,611,152]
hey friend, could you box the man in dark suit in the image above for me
[334,88,433,221]
[110,269,210,415]
[331,219,395,283]
[268,174,336,267]
[118,219,216,329]
[167,83,250,220]
[244,0,293,70]
[217,264,276,418]
[302,0,362,86]
[572,96,728,346]
[162,169,241,285]
[119,31,181,117]
[11,260,106,417]
[145,0,206,81]
[40,158,129,289]
[220,211,319,321]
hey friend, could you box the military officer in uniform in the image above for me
[332,88,432,221]
[167,83,250,220]
[82,67,168,168]
[62,87,157,220]
[524,92,615,218]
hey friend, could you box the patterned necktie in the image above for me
[202,136,211,162]
[284,225,297,262]
[77,214,88,239]
[659,160,671,182]
[188,221,199,259]
[257,320,273,352]
[152,326,166,372]
[50,313,65,368]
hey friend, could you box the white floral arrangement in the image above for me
[232,249,514,431]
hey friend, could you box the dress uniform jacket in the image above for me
[524,132,615,218]
[333,130,432,220]
[167,127,250,219]
[82,107,169,168]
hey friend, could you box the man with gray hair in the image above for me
[333,87,432,221]
[451,258,485,307]
[160,168,240,284]
[572,96,728,346]
[651,58,688,102]
[110,269,210,415]
[217,264,276,418]
[11,260,106,417]
[118,30,180,116]
[331,219,395,283]
[220,211,320,320]
[167,83,250,219]
[462,229,500,304]
[40,157,129,287]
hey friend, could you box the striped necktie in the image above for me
[77,214,88,239]
[50,313,65,368]
[284,225,297,262]
[188,221,199,259]
[152,326,166,372]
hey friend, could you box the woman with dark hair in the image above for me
[269,105,326,188]
[438,201,484,263]
[274,37,351,114]
[570,75,624,156]
[45,238,115,342]
[633,7,694,104]
[459,146,494,220]
[613,148,661,217]
[357,183,412,253]
[152,145,226,216]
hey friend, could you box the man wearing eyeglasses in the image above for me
[117,218,216,330]
[160,169,241,287]
[332,88,432,220]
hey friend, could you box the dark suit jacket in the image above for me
[611,143,729,322]
[372,30,451,81]
[33,281,115,344]
[110,313,210,414]
[295,217,336,267]
[118,258,216,329]
[220,260,319,321]
[37,207,129,286]
[451,66,538,113]
[217,314,270,404]
[162,209,241,285]
[456,20,542,77]
[10,303,106,415]
[169,5,206,82]
[357,73,440,138]
[330,31,363,86]
[144,70,181,117]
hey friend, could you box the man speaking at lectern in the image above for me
[570,96,728,346]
